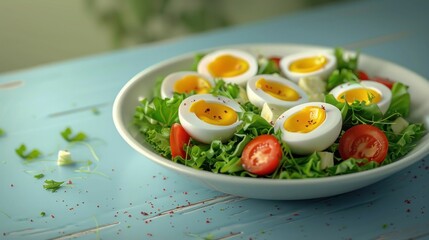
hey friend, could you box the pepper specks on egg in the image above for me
[178,94,243,144]
[274,102,342,155]
[246,74,308,109]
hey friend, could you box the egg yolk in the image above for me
[190,100,238,126]
[284,106,326,133]
[173,75,211,94]
[256,78,300,101]
[289,56,327,73]
[208,55,249,78]
[336,88,382,105]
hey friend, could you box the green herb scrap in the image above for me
[15,144,42,161]
[61,127,87,142]
[40,212,46,217]
[0,128,5,136]
[43,180,65,192]
[34,173,45,179]
[91,108,100,115]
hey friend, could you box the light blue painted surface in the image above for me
[1,0,429,239]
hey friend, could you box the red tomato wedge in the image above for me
[357,70,370,80]
[358,70,394,89]
[339,124,388,164]
[170,123,191,159]
[241,135,282,176]
[368,76,395,89]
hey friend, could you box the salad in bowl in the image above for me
[113,44,428,199]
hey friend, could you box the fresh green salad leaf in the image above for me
[152,76,165,98]
[326,69,360,91]
[61,127,87,142]
[43,180,65,192]
[326,48,360,91]
[135,94,184,128]
[134,94,185,158]
[335,47,359,71]
[385,82,410,118]
[15,144,42,161]
[385,123,425,162]
[209,80,240,99]
[327,158,379,175]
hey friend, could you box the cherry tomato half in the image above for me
[357,70,370,80]
[241,135,282,176]
[170,123,191,159]
[339,124,388,164]
[358,70,394,89]
[369,76,395,89]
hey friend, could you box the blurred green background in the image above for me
[0,0,347,73]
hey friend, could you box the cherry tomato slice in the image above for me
[170,123,191,159]
[339,124,388,164]
[358,70,395,89]
[241,135,282,176]
[357,70,370,80]
[369,76,395,89]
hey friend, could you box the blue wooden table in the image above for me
[1,0,429,239]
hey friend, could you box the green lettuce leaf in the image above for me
[385,82,410,118]
[209,79,240,99]
[335,47,359,71]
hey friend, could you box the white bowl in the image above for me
[112,44,429,200]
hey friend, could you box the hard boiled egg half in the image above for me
[329,81,392,114]
[280,52,336,82]
[178,94,243,144]
[197,49,258,86]
[246,74,308,109]
[161,71,214,99]
[274,102,342,155]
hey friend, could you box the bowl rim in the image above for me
[112,43,429,188]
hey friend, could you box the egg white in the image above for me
[178,94,243,144]
[280,51,336,82]
[246,74,308,109]
[329,80,392,114]
[160,71,214,99]
[274,102,342,155]
[197,49,258,86]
